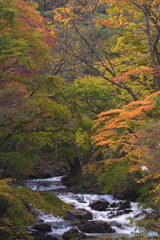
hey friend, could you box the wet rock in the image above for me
[31,231,58,240]
[123,209,133,214]
[134,210,148,219]
[32,223,52,233]
[74,208,93,220]
[78,220,115,233]
[62,228,87,240]
[115,211,125,217]
[134,210,157,221]
[118,200,131,210]
[89,200,110,211]
[65,211,75,221]
[108,209,132,219]
[109,200,131,210]
[74,195,86,203]
[65,209,93,221]
[108,221,122,228]
[109,202,118,208]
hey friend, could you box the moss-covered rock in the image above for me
[0,179,74,240]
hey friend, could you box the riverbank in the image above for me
[25,176,155,240]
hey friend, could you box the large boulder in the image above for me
[65,209,93,221]
[78,220,115,233]
[65,211,75,221]
[74,208,93,220]
[89,200,110,211]
[62,228,87,240]
[32,223,52,233]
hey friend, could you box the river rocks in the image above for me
[118,200,131,210]
[89,200,110,211]
[32,223,52,233]
[65,208,93,221]
[123,209,133,214]
[62,228,87,240]
[109,200,131,210]
[74,208,93,220]
[78,220,115,233]
[65,211,75,221]
[108,210,133,219]
[25,176,148,238]
[109,202,118,208]
[108,221,122,228]
[107,200,132,219]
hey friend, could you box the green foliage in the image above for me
[97,237,107,240]
[37,0,45,13]
[0,2,15,28]
[137,182,155,207]
[0,0,160,231]
[0,179,73,240]
[0,150,39,179]
[98,159,129,194]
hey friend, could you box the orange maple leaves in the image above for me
[92,91,160,147]
[91,91,160,194]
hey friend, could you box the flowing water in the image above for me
[25,176,153,239]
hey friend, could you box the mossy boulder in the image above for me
[0,179,73,240]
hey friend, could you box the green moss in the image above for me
[98,159,129,194]
[39,191,74,217]
[0,179,74,240]
[137,181,155,207]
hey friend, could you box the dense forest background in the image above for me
[0,0,160,238]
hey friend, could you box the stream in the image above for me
[25,176,153,239]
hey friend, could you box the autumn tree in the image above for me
[52,0,160,102]
[98,0,160,87]
[0,0,58,179]
[84,90,160,204]
[33,74,117,174]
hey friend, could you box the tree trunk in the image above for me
[144,10,160,89]
[68,118,83,169]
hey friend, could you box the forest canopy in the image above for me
[0,0,160,237]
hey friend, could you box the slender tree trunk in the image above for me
[68,118,83,169]
[144,11,160,89]
[55,139,58,161]
[90,145,96,161]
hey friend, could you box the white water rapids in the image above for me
[25,176,153,239]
